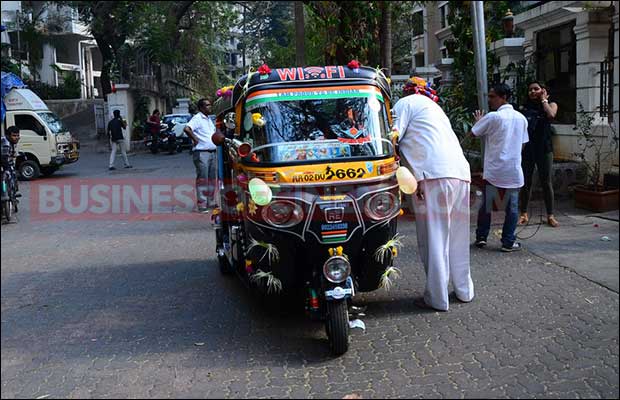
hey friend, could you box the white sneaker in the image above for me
[501,242,522,252]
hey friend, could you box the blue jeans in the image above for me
[476,182,520,248]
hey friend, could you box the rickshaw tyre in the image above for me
[325,300,349,356]
[2,200,12,222]
[218,255,234,275]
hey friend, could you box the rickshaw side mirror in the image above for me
[212,131,227,146]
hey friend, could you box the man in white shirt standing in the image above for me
[184,98,217,213]
[471,83,529,252]
[394,77,474,312]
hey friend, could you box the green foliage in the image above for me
[573,103,619,188]
[0,46,21,76]
[390,1,426,74]
[26,79,80,100]
[304,1,382,65]
[502,56,536,108]
[49,64,81,98]
[132,92,150,139]
[445,1,522,111]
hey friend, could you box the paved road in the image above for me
[2,145,618,399]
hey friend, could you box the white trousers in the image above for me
[412,178,474,311]
[109,139,130,168]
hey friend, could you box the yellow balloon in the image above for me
[396,166,417,194]
[248,178,272,206]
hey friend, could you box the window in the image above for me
[536,22,576,124]
[440,47,449,59]
[37,112,68,134]
[439,4,448,29]
[15,115,46,136]
[414,53,425,68]
[242,94,392,164]
[411,11,424,37]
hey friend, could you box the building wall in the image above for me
[514,1,618,170]
[40,43,57,85]
[613,8,619,140]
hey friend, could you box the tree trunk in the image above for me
[92,32,113,101]
[294,1,305,66]
[379,1,392,76]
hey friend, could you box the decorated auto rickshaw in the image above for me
[210,63,417,355]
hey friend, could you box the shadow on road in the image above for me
[1,258,342,367]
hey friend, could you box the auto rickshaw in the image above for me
[211,65,417,355]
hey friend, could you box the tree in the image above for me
[304,1,382,66]
[379,1,392,75]
[70,1,238,100]
[71,1,145,98]
[445,1,522,111]
[294,1,306,66]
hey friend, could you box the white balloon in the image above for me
[248,178,273,206]
[396,166,418,194]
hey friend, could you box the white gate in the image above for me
[94,102,108,136]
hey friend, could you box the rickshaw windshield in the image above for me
[241,85,392,164]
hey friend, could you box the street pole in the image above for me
[471,1,488,112]
[16,10,22,79]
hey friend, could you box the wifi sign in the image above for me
[304,67,324,78]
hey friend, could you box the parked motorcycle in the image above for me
[163,125,183,154]
[144,123,169,154]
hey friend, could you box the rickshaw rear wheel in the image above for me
[325,299,350,355]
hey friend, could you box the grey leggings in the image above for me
[520,151,554,215]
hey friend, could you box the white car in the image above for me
[162,113,192,138]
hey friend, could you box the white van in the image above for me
[1,88,79,180]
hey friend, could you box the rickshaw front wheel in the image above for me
[325,299,350,356]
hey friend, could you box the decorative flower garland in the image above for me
[216,85,234,98]
[403,76,439,102]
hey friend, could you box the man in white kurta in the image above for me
[394,89,474,311]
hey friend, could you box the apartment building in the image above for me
[408,1,618,166]
[1,1,103,99]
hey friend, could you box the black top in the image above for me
[108,117,125,141]
[521,100,554,155]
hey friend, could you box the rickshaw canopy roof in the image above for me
[214,65,391,117]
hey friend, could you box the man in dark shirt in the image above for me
[107,110,132,170]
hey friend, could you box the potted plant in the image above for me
[572,104,619,212]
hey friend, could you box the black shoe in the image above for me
[501,242,522,252]
[15,193,22,198]
[125,165,133,168]
[474,239,487,248]
[109,166,116,171]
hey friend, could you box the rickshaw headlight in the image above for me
[261,200,304,228]
[364,192,399,221]
[323,256,351,283]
